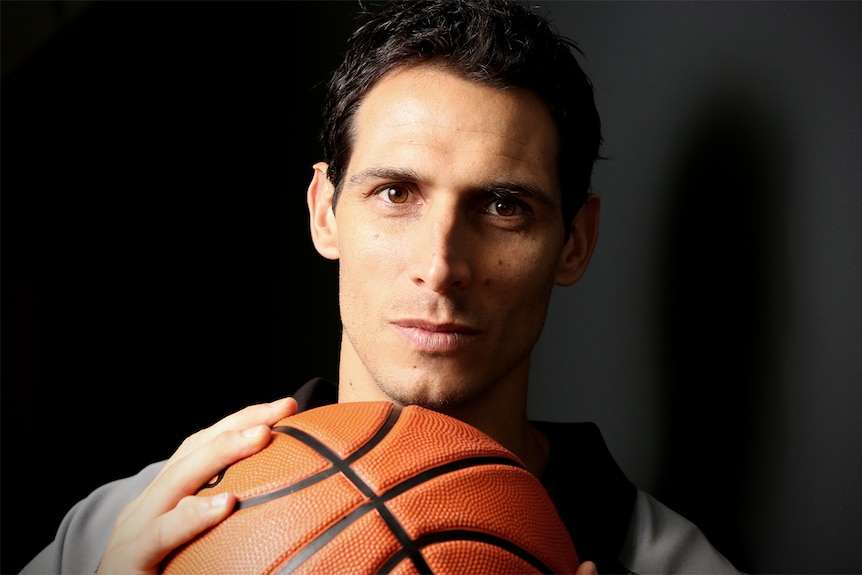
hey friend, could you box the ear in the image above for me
[307,162,340,260]
[554,193,600,286]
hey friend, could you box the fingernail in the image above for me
[210,492,230,508]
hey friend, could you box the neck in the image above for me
[440,401,550,478]
[336,348,549,477]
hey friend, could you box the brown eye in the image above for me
[381,185,410,204]
[492,198,517,217]
[486,196,524,217]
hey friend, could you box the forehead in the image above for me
[347,65,561,196]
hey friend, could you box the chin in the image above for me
[379,377,479,411]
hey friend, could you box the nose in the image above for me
[410,205,473,293]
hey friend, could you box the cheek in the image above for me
[488,248,559,328]
[338,225,406,294]
[487,242,559,292]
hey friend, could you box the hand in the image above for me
[97,397,298,575]
[577,560,598,575]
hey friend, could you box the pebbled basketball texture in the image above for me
[161,401,579,575]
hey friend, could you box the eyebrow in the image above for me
[484,180,558,212]
[347,166,556,208]
[347,166,423,188]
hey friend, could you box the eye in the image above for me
[485,194,525,217]
[377,184,411,204]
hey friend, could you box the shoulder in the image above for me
[21,461,165,574]
[621,490,742,574]
[533,420,637,573]
[534,420,740,574]
[293,377,337,411]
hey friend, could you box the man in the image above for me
[22,1,738,573]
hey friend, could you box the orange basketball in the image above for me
[162,401,579,575]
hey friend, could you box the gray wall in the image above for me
[527,2,862,573]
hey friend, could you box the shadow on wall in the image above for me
[653,86,791,573]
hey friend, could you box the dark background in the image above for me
[1,2,349,571]
[2,1,861,573]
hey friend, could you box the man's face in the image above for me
[310,65,591,410]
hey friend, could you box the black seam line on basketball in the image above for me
[375,530,558,575]
[370,492,432,575]
[275,498,434,575]
[234,467,340,511]
[371,457,524,575]
[376,455,522,502]
[200,468,227,489]
[234,405,403,511]
[275,456,523,575]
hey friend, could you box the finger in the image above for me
[171,397,298,461]
[168,424,275,500]
[146,493,236,570]
[98,398,298,574]
[98,493,236,575]
[101,424,274,572]
[131,396,297,509]
[128,423,274,524]
[120,393,290,525]
[576,560,598,575]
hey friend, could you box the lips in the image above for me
[390,319,479,354]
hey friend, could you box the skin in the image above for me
[308,64,600,476]
[99,64,600,575]
[98,398,299,574]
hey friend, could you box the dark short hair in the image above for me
[321,0,601,231]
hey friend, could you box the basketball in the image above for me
[161,401,579,575]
